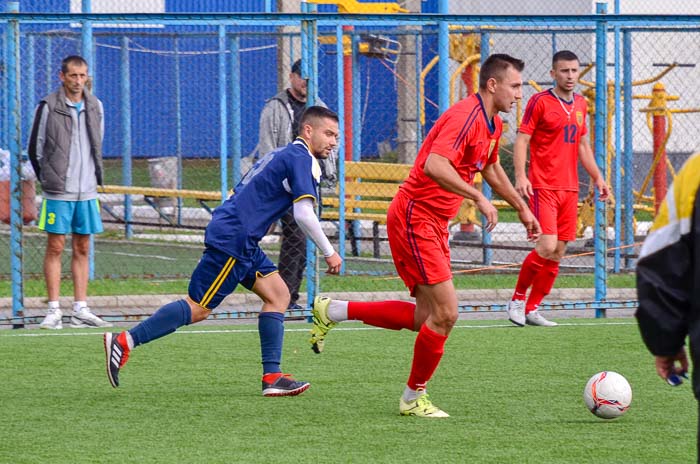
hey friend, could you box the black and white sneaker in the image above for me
[262,373,310,397]
[104,332,130,388]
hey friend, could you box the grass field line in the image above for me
[0,319,636,338]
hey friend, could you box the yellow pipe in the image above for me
[449,54,481,105]
[420,55,440,126]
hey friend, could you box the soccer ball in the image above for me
[583,371,632,419]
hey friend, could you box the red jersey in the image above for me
[519,89,588,191]
[400,94,502,219]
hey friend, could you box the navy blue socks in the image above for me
[129,299,192,347]
[258,311,285,374]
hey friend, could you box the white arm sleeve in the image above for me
[293,198,335,258]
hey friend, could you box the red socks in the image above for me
[526,259,560,313]
[347,300,415,331]
[513,250,547,299]
[407,324,448,390]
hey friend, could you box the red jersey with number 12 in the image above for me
[519,89,588,191]
[400,94,502,219]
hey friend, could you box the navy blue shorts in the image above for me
[188,246,277,310]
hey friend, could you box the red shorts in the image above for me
[387,191,452,296]
[530,189,578,241]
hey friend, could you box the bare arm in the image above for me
[578,137,610,200]
[482,161,541,241]
[513,132,532,199]
[423,153,498,231]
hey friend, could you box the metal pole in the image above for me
[622,30,634,269]
[26,35,35,131]
[8,0,24,327]
[121,36,133,239]
[594,2,608,317]
[415,31,423,149]
[613,0,622,273]
[229,35,241,187]
[174,36,183,225]
[336,24,347,269]
[480,31,493,266]
[82,0,96,279]
[218,25,228,201]
[437,0,449,113]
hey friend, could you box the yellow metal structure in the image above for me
[308,0,408,13]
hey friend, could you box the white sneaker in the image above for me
[506,300,526,327]
[525,310,558,327]
[70,307,113,328]
[39,308,63,330]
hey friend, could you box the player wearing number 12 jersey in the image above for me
[506,50,610,327]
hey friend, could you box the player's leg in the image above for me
[524,191,577,327]
[507,189,556,326]
[399,280,454,418]
[309,194,419,353]
[249,256,310,396]
[38,199,70,329]
[278,208,306,309]
[103,247,239,387]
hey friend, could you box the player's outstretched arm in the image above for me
[482,162,540,241]
[293,198,342,274]
[513,132,533,199]
[578,137,610,200]
[424,153,497,230]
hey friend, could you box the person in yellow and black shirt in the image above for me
[636,151,700,460]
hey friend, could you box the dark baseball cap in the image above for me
[291,59,302,76]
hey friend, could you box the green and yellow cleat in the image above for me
[309,296,336,354]
[399,390,450,418]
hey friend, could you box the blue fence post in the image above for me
[174,36,183,225]
[121,36,132,239]
[594,2,608,317]
[437,0,449,113]
[336,24,347,269]
[612,0,622,273]
[622,29,634,270]
[228,35,241,187]
[414,30,423,149]
[218,25,228,202]
[8,0,24,328]
[480,31,493,266]
[81,0,97,279]
[26,34,35,132]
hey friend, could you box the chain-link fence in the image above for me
[1,2,698,324]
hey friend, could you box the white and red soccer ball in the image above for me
[583,371,632,419]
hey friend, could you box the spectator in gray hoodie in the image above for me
[28,55,112,330]
[255,59,337,310]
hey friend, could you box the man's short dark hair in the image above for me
[552,50,580,67]
[478,54,525,89]
[291,59,302,76]
[300,106,338,128]
[61,55,88,73]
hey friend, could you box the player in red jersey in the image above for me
[506,50,610,328]
[309,54,541,417]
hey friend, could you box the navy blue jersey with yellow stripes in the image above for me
[205,138,322,257]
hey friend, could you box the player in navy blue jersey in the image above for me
[103,106,342,396]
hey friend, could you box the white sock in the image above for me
[403,386,425,403]
[327,300,349,322]
[48,301,60,311]
[73,301,87,312]
[125,331,135,350]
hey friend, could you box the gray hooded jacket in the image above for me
[255,90,337,186]
[28,86,104,200]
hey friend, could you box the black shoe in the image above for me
[287,303,303,310]
[262,373,310,397]
[104,332,130,388]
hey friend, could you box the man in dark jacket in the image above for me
[636,152,700,459]
[28,55,111,330]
